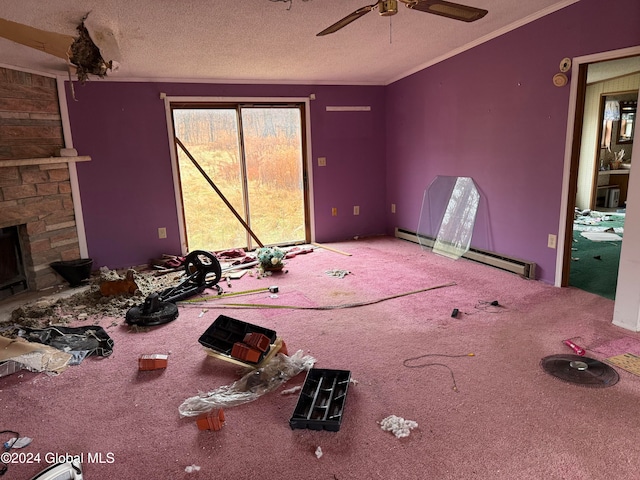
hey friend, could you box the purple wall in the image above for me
[385,0,640,283]
[66,83,386,268]
[67,0,640,280]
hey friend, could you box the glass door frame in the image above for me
[162,95,315,254]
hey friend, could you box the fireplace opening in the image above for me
[0,225,28,300]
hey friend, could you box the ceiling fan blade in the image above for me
[407,0,488,22]
[317,3,378,36]
[0,17,74,59]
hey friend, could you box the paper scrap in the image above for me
[580,232,622,242]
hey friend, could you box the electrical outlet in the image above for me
[331,207,337,216]
[548,234,557,249]
[318,157,326,167]
[158,227,167,239]
[353,206,360,215]
[391,203,396,213]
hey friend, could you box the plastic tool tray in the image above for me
[198,315,277,364]
[289,368,351,431]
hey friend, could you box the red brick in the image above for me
[138,354,169,371]
[196,409,225,431]
[231,342,262,363]
[243,332,271,352]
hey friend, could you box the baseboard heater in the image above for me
[395,228,536,280]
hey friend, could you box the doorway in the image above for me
[569,62,638,299]
[559,49,640,309]
[170,103,310,252]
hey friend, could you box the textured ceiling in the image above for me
[0,0,580,85]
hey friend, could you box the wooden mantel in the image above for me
[0,156,91,167]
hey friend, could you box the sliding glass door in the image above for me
[172,104,308,252]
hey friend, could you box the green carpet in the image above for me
[569,212,624,300]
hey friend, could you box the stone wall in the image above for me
[0,67,82,291]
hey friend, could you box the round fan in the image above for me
[317,0,488,36]
[540,354,619,388]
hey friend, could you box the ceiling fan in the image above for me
[317,0,488,36]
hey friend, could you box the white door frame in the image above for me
[556,45,640,331]
[162,95,315,253]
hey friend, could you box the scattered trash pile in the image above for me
[6,267,183,332]
[573,208,625,233]
[0,241,454,477]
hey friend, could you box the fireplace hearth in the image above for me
[0,225,27,300]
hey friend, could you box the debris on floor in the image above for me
[563,339,586,356]
[185,465,201,473]
[315,446,323,459]
[0,335,73,376]
[378,415,418,438]
[280,385,302,395]
[325,269,351,279]
[99,269,139,296]
[18,325,114,360]
[151,254,186,271]
[138,354,169,371]
[580,231,622,242]
[0,359,23,379]
[178,349,315,417]
[4,436,32,449]
[8,267,183,330]
[196,408,225,431]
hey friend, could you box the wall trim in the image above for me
[57,77,89,259]
[387,0,581,85]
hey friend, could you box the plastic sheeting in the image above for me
[179,350,315,417]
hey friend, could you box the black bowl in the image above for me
[50,258,93,287]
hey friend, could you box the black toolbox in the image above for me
[198,315,277,364]
[289,368,351,431]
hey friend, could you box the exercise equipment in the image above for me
[125,250,222,326]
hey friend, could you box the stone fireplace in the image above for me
[0,157,89,294]
[0,67,89,296]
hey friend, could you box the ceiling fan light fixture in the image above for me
[379,0,399,16]
[317,0,487,36]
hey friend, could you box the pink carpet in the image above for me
[2,236,640,479]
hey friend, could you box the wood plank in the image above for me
[0,156,91,167]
